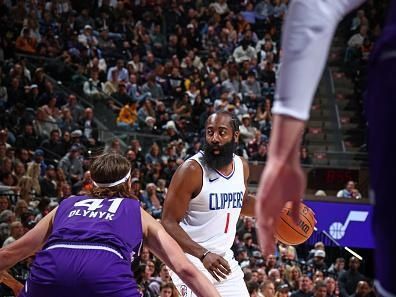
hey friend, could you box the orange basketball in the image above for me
[274,202,316,245]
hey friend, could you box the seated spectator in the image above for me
[103,68,119,96]
[291,276,314,297]
[83,71,104,101]
[17,176,36,203]
[300,146,312,165]
[107,59,129,82]
[233,39,256,64]
[145,143,162,165]
[33,107,59,141]
[137,98,156,126]
[62,94,83,123]
[15,28,37,54]
[337,181,362,199]
[2,221,24,247]
[239,114,258,145]
[260,280,276,297]
[242,71,263,106]
[39,165,58,198]
[15,123,39,153]
[40,129,67,163]
[97,27,116,56]
[0,196,10,213]
[77,24,98,49]
[350,281,372,297]
[313,282,327,297]
[173,93,192,120]
[307,250,328,273]
[41,96,62,120]
[0,172,18,198]
[251,142,268,162]
[148,264,172,296]
[255,98,273,136]
[112,81,133,106]
[324,277,337,297]
[327,257,346,279]
[58,107,80,133]
[338,257,366,297]
[140,183,162,219]
[127,73,150,103]
[78,107,98,146]
[116,101,138,131]
[58,145,84,185]
[142,74,164,101]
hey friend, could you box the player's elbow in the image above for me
[161,216,177,234]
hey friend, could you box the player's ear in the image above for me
[234,131,240,143]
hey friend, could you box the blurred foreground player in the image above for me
[255,0,395,296]
[0,153,221,297]
[163,111,256,297]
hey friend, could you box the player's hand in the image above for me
[202,252,231,282]
[255,159,306,256]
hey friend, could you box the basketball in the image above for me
[274,202,316,245]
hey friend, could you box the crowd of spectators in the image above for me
[342,1,388,150]
[0,0,377,296]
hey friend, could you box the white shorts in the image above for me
[170,250,249,297]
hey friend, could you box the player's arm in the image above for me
[141,209,221,297]
[255,0,366,255]
[0,271,24,296]
[162,160,231,281]
[240,157,255,217]
[0,207,57,271]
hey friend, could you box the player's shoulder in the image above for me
[178,158,203,175]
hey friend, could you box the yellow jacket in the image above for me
[117,103,138,125]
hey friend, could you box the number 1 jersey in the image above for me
[180,152,246,257]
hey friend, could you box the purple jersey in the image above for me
[20,195,143,297]
[365,5,396,296]
[45,195,143,262]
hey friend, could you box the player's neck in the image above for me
[214,161,234,176]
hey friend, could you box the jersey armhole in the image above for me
[189,159,204,200]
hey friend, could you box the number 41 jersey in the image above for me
[44,195,143,262]
[180,152,246,256]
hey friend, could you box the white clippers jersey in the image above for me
[180,152,246,256]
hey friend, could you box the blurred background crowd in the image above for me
[0,0,386,296]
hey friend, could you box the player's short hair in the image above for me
[206,111,240,133]
[89,153,135,199]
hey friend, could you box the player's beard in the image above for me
[203,140,236,170]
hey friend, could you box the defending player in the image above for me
[254,1,395,296]
[0,153,221,297]
[162,111,256,297]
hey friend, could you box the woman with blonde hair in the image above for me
[286,265,302,292]
[26,162,41,197]
[18,176,35,203]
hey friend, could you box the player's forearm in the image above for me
[267,115,305,166]
[178,265,221,297]
[161,219,207,259]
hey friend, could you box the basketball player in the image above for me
[162,111,256,297]
[0,153,221,297]
[254,1,395,297]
